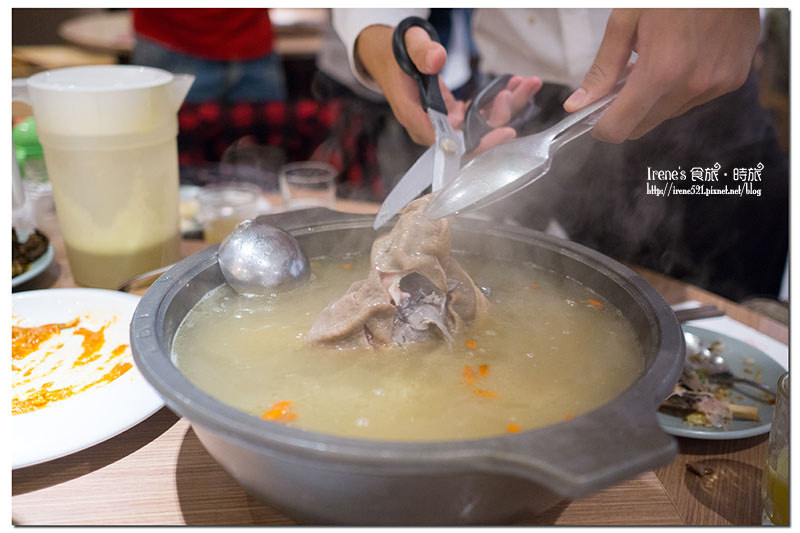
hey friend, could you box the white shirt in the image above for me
[332,8,613,94]
[322,8,472,100]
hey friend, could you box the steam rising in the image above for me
[476,74,788,300]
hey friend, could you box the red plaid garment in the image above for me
[178,99,386,201]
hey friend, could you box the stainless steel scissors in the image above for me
[373,16,539,230]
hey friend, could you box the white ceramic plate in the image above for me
[11,289,165,469]
[12,243,55,287]
[657,325,786,440]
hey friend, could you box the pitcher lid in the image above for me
[27,65,173,92]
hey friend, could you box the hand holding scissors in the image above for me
[374,16,542,229]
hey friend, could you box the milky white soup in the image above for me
[172,255,642,440]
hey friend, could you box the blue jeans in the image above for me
[133,36,287,103]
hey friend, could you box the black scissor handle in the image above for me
[392,16,448,115]
[462,74,542,153]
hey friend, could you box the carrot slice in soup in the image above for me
[261,400,297,423]
[462,366,477,385]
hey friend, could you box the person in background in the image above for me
[334,8,788,302]
[132,8,286,103]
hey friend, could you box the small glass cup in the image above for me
[196,182,263,244]
[762,372,789,526]
[279,161,337,210]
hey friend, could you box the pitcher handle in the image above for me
[12,78,30,104]
[12,78,31,214]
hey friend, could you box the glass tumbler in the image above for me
[196,182,262,244]
[762,372,789,526]
[279,161,337,210]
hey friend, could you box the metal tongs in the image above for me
[426,79,627,219]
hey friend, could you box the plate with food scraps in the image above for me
[12,288,164,469]
[657,325,785,440]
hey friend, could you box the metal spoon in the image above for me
[218,218,310,296]
[683,331,775,397]
[425,78,626,220]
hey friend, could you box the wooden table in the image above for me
[12,45,117,79]
[12,201,787,525]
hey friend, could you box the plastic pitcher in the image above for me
[13,66,194,289]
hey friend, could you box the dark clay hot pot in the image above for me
[131,208,684,525]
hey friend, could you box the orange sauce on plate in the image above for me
[12,319,78,360]
[11,316,133,415]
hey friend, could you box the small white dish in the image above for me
[12,289,164,469]
[12,243,54,288]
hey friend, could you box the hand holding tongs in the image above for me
[373,16,539,230]
[425,79,627,220]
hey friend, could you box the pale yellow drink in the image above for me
[762,447,789,526]
[45,137,181,288]
[762,372,789,526]
[196,182,263,245]
[203,216,243,245]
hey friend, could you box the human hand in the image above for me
[563,9,760,143]
[356,23,542,155]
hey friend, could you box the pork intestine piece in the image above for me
[307,195,489,349]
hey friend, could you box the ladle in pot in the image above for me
[218,218,311,295]
[118,218,310,295]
